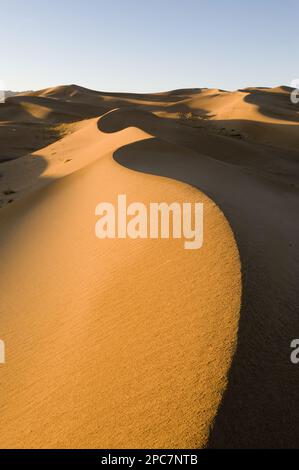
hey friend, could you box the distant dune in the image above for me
[4,90,34,99]
[0,84,298,448]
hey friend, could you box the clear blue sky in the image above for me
[1,0,298,92]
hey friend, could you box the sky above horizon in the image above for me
[1,0,298,93]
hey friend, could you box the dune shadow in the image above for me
[98,108,299,184]
[98,111,299,448]
[0,153,54,213]
[242,88,299,123]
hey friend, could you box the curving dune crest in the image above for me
[0,113,241,448]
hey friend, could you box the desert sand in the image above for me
[0,85,298,448]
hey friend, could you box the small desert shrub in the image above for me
[178,111,194,120]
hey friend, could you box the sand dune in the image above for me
[0,84,298,448]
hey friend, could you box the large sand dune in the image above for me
[0,84,298,448]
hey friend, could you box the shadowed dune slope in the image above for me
[99,105,299,448]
